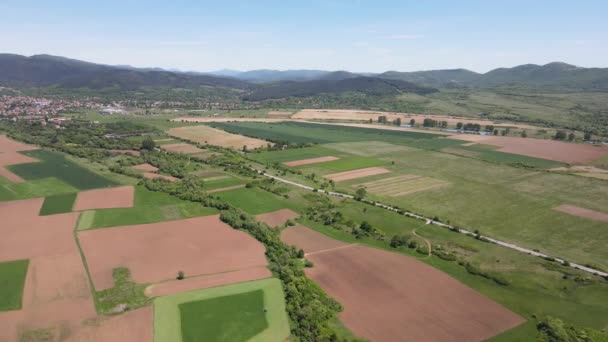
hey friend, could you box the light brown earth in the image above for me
[65,306,152,342]
[162,142,205,154]
[207,184,246,193]
[0,135,39,153]
[143,172,178,182]
[110,149,141,156]
[281,225,351,254]
[281,227,524,342]
[324,167,390,182]
[283,156,340,167]
[553,205,608,223]
[144,267,272,297]
[73,185,135,211]
[131,163,159,172]
[0,198,97,341]
[451,135,608,163]
[169,125,270,150]
[78,215,268,290]
[255,209,300,228]
[268,111,293,116]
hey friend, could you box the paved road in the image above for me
[257,169,608,278]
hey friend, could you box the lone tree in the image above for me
[456,122,463,130]
[141,136,156,151]
[410,118,415,125]
[176,270,185,280]
[521,130,527,138]
[584,131,592,140]
[554,130,567,140]
[568,132,576,141]
[354,187,367,200]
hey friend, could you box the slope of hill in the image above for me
[379,69,481,87]
[0,54,251,90]
[243,76,437,101]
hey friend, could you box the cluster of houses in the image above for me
[0,95,99,117]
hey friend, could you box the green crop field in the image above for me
[39,192,77,216]
[460,144,563,168]
[217,187,301,215]
[0,259,29,311]
[77,186,218,230]
[154,278,290,342]
[8,150,117,190]
[297,156,386,173]
[203,175,246,191]
[180,289,267,342]
[0,177,78,202]
[207,121,443,145]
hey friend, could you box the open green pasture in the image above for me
[77,186,217,230]
[0,176,78,202]
[203,175,246,191]
[154,278,290,342]
[328,146,608,270]
[8,150,117,190]
[251,146,349,164]
[216,187,301,215]
[0,259,29,311]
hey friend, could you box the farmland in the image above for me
[0,259,29,311]
[154,278,290,342]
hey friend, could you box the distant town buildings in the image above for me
[0,95,99,117]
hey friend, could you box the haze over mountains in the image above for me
[1,54,608,100]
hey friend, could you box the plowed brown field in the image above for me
[255,209,300,228]
[553,204,608,223]
[283,156,339,167]
[281,226,524,342]
[78,215,268,290]
[73,185,135,211]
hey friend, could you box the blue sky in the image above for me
[1,0,607,72]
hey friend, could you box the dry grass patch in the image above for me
[324,141,413,156]
[268,111,293,116]
[169,125,269,150]
[283,156,340,167]
[355,174,449,197]
[161,143,204,154]
[553,205,608,223]
[255,209,300,228]
[324,167,390,182]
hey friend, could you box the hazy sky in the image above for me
[2,0,607,73]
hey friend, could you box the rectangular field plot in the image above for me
[252,146,348,164]
[8,150,117,190]
[39,192,77,216]
[76,186,217,230]
[216,187,296,215]
[355,175,449,197]
[302,156,386,173]
[0,259,29,311]
[324,167,391,182]
[154,278,290,342]
[324,141,413,157]
[0,177,78,202]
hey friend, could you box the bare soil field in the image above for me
[283,156,340,167]
[144,267,271,297]
[324,167,390,182]
[110,149,141,156]
[452,135,608,163]
[255,209,300,228]
[354,174,448,197]
[0,135,38,153]
[73,185,135,211]
[281,225,351,254]
[0,166,25,182]
[299,240,524,341]
[161,143,205,154]
[169,125,270,150]
[207,184,246,193]
[0,198,97,341]
[143,172,178,182]
[131,163,159,172]
[65,306,152,342]
[553,204,608,223]
[78,215,268,290]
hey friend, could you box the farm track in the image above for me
[413,229,432,258]
[254,168,608,278]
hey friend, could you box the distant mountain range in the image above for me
[1,54,608,101]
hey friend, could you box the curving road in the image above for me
[255,169,608,278]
